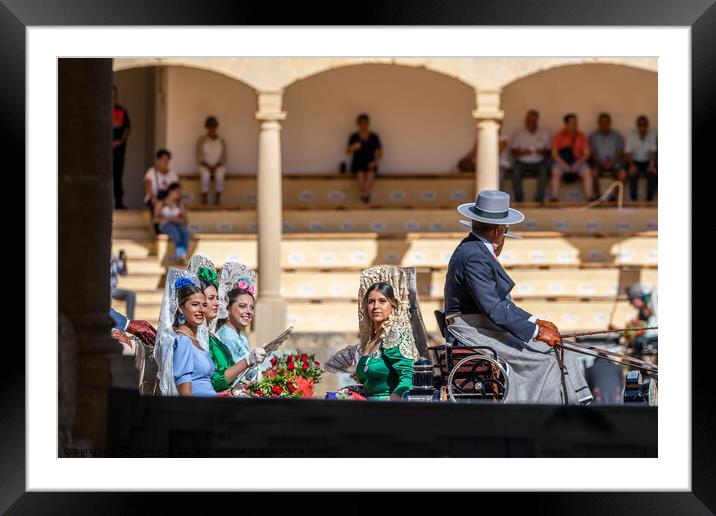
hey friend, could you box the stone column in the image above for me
[473,90,504,194]
[59,59,136,454]
[254,91,287,346]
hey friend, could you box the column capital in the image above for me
[472,110,504,122]
[473,89,503,122]
[256,90,286,121]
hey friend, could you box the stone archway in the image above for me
[500,62,658,137]
[282,62,477,174]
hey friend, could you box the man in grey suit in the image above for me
[444,190,593,404]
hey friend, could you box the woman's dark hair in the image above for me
[636,115,649,125]
[168,182,181,192]
[156,148,172,160]
[356,113,370,124]
[173,284,204,329]
[563,113,576,124]
[364,282,398,312]
[199,280,218,294]
[216,287,254,329]
[205,115,219,128]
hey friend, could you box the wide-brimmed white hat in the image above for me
[457,190,525,238]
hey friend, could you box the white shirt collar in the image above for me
[471,231,497,257]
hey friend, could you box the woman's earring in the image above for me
[178,311,185,324]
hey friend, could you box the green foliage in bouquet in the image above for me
[623,318,647,343]
[247,368,304,398]
[269,352,323,383]
[247,352,323,398]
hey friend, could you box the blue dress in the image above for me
[172,335,217,397]
[216,325,258,381]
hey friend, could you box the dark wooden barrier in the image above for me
[105,389,656,458]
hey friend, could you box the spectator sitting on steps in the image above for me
[624,115,658,202]
[346,113,382,204]
[549,113,595,203]
[588,112,626,202]
[144,148,179,232]
[196,115,227,206]
[154,182,191,264]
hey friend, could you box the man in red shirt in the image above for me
[549,113,595,202]
[112,85,131,209]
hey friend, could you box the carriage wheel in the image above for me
[446,354,510,403]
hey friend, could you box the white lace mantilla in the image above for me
[358,265,419,360]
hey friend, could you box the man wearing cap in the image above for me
[443,190,593,404]
[626,283,658,342]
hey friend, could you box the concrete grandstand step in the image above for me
[111,239,157,259]
[120,257,165,274]
[179,206,657,236]
[183,232,658,270]
[176,173,657,210]
[131,289,165,304]
[112,209,152,229]
[284,298,636,333]
[112,228,156,240]
[115,272,165,290]
[280,267,658,300]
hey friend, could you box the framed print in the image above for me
[5,0,713,512]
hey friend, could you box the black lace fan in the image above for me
[324,344,361,374]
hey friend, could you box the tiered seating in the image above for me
[278,268,658,300]
[181,208,657,235]
[178,173,658,209]
[110,174,657,333]
[182,233,657,269]
[280,299,637,334]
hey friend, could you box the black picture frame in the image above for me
[5,0,712,512]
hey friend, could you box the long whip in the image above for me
[558,338,658,374]
[559,326,658,339]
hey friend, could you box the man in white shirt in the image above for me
[509,110,551,202]
[143,149,179,231]
[196,116,227,205]
[624,115,657,201]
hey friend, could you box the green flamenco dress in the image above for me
[208,333,239,392]
[355,343,414,400]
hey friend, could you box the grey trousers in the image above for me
[111,287,136,321]
[447,314,593,405]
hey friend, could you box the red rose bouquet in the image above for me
[246,352,323,399]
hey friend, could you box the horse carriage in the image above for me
[391,267,656,405]
[112,265,656,405]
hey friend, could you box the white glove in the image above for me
[246,347,266,366]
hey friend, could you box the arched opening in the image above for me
[282,63,475,174]
[113,65,257,208]
[501,63,657,138]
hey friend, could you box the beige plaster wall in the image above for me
[282,63,476,173]
[165,66,259,174]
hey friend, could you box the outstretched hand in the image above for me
[126,320,157,347]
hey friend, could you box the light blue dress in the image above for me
[216,324,258,381]
[172,335,217,397]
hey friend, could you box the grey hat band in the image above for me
[468,205,509,220]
